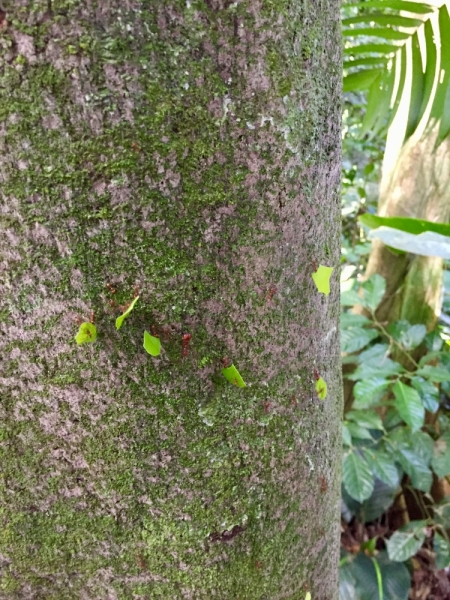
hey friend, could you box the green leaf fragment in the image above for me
[75,322,97,345]
[222,364,246,388]
[115,296,139,330]
[143,330,161,357]
[315,376,327,399]
[311,265,334,295]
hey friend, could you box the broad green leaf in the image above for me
[368,228,450,259]
[360,73,384,138]
[361,274,386,311]
[353,378,390,409]
[344,56,388,69]
[340,313,370,328]
[356,343,389,364]
[315,376,327,400]
[401,324,427,350]
[343,69,383,92]
[416,364,450,383]
[411,377,439,413]
[388,320,426,350]
[392,381,424,432]
[438,82,450,142]
[433,533,450,570]
[115,296,139,330]
[386,521,428,562]
[75,322,97,345]
[342,423,352,447]
[343,15,423,28]
[222,364,246,388]
[434,497,450,530]
[413,431,435,465]
[383,407,404,431]
[348,361,403,381]
[363,449,400,489]
[341,327,379,354]
[397,449,432,492]
[342,479,398,526]
[344,44,397,57]
[346,422,374,441]
[311,265,334,296]
[348,2,435,14]
[341,290,364,307]
[340,550,410,600]
[358,214,450,238]
[143,331,161,357]
[346,410,384,431]
[343,451,374,502]
[432,432,450,478]
[343,28,410,41]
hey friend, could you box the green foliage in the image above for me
[340,271,450,580]
[343,1,450,144]
[340,550,410,600]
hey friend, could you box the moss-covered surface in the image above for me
[0,0,342,598]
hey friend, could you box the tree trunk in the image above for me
[360,125,450,329]
[0,2,342,599]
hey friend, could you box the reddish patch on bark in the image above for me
[209,524,245,543]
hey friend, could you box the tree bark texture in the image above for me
[0,1,342,598]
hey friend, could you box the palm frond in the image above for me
[343,0,450,146]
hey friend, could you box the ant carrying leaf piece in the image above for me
[115,296,139,330]
[311,265,334,296]
[75,322,97,345]
[315,376,327,400]
[143,330,161,357]
[222,364,246,388]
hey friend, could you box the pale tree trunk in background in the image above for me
[0,1,342,599]
[360,126,450,328]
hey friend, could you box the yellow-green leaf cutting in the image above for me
[143,330,161,356]
[115,296,139,330]
[316,376,327,400]
[75,322,97,345]
[222,364,246,388]
[311,265,334,296]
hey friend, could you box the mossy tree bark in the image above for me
[0,1,342,598]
